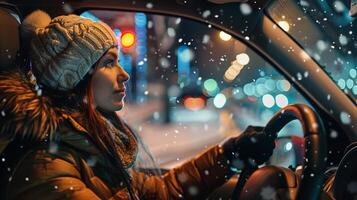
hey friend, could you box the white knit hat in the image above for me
[22,10,118,91]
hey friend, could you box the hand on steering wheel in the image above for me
[228,104,327,200]
[222,126,276,169]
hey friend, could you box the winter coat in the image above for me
[0,70,233,200]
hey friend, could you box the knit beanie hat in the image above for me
[21,10,118,91]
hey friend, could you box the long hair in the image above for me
[42,69,139,199]
[44,62,160,199]
[83,75,139,200]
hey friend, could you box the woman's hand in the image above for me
[222,126,275,169]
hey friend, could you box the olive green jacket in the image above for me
[0,71,233,199]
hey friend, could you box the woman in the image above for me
[0,10,275,199]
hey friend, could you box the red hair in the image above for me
[84,75,138,200]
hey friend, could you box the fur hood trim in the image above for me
[0,70,60,149]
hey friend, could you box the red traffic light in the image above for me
[121,31,136,48]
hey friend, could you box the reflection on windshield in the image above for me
[268,0,357,102]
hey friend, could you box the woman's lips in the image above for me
[115,89,126,97]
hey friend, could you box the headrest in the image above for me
[0,8,20,70]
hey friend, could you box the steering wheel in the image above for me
[231,104,327,200]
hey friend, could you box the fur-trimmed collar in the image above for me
[0,70,138,169]
[0,70,60,152]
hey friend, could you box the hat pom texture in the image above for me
[22,10,117,91]
[21,10,51,41]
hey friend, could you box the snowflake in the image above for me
[340,111,351,124]
[202,10,211,18]
[62,3,73,13]
[330,130,338,138]
[177,172,188,183]
[347,181,357,194]
[260,186,277,200]
[48,143,59,154]
[188,186,199,196]
[240,3,252,15]
[146,2,153,9]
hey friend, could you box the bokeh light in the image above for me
[213,93,227,108]
[121,32,136,48]
[236,53,250,65]
[278,21,290,32]
[204,79,220,96]
[284,142,293,152]
[219,31,232,41]
[262,94,275,108]
[337,79,346,89]
[276,94,289,108]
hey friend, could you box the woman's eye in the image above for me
[104,60,114,67]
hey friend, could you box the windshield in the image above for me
[267,0,357,102]
[82,10,312,169]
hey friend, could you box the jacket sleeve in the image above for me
[7,148,130,200]
[131,145,234,200]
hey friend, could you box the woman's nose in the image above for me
[117,66,130,83]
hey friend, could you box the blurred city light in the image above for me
[337,79,346,89]
[353,86,357,95]
[262,94,275,108]
[168,85,181,97]
[265,79,276,91]
[213,93,227,108]
[243,83,255,96]
[219,31,232,41]
[284,142,293,152]
[346,79,354,89]
[204,79,220,96]
[121,32,136,48]
[135,13,147,27]
[276,94,289,108]
[224,60,244,82]
[178,45,193,87]
[80,11,100,22]
[183,96,206,111]
[277,80,291,91]
[236,53,250,65]
[256,84,267,96]
[232,87,245,100]
[278,20,290,32]
[349,69,357,78]
[135,13,148,103]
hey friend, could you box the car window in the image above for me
[81,10,311,169]
[267,0,357,102]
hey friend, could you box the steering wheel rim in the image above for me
[232,104,327,200]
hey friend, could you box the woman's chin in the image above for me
[112,101,124,111]
[96,100,125,112]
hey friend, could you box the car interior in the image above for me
[0,0,356,199]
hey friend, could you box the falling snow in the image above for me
[202,10,211,18]
[340,111,351,124]
[146,3,153,9]
[260,186,277,200]
[202,34,210,44]
[240,3,252,15]
[347,181,357,194]
[330,130,338,138]
[188,186,199,196]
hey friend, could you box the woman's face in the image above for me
[91,48,129,112]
